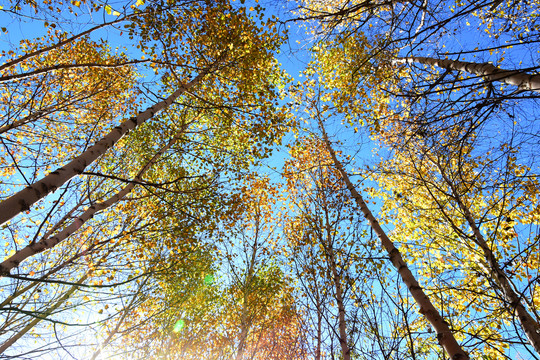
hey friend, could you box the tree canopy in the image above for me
[0,0,539,359]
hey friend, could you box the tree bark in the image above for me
[0,60,220,227]
[324,235,351,360]
[319,119,470,360]
[437,165,540,355]
[0,125,191,275]
[394,56,540,93]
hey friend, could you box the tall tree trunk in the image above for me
[315,296,322,360]
[0,123,192,275]
[0,59,221,227]
[318,120,470,360]
[394,56,540,93]
[436,163,540,354]
[236,325,249,360]
[235,215,260,360]
[324,237,351,360]
[310,209,352,360]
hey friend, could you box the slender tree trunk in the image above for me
[318,119,470,360]
[311,209,351,360]
[394,56,540,93]
[236,325,249,360]
[0,125,191,275]
[0,60,220,227]
[315,297,322,360]
[235,215,260,360]
[325,239,351,360]
[436,164,540,354]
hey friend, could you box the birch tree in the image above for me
[0,0,287,272]
[394,56,540,93]
[317,120,470,360]
[0,0,289,357]
[372,110,540,357]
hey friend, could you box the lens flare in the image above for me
[204,274,214,285]
[173,319,185,332]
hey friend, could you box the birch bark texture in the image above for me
[394,56,540,93]
[437,166,540,354]
[0,61,219,227]
[0,121,194,275]
[319,120,470,360]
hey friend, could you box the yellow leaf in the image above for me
[136,0,145,6]
[113,10,121,16]
[105,5,112,15]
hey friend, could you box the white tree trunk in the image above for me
[325,238,351,360]
[394,56,540,93]
[0,125,190,275]
[0,61,219,227]
[319,120,470,360]
[437,167,540,355]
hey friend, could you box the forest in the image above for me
[0,0,539,359]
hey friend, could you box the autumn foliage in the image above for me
[0,0,539,359]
